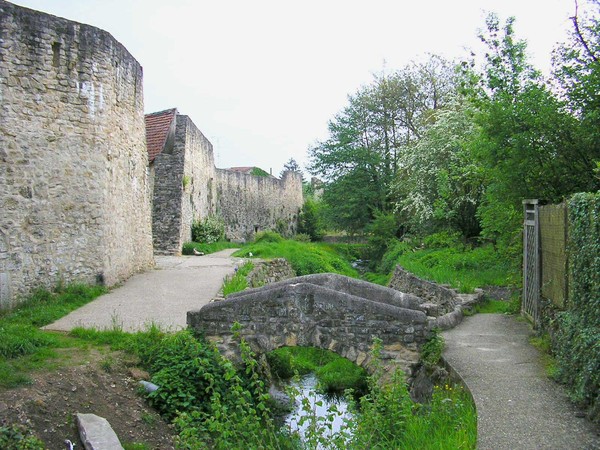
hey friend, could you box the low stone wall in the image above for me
[389,266,458,316]
[246,258,295,288]
[388,265,484,330]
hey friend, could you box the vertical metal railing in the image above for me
[522,200,540,326]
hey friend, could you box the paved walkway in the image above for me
[443,314,600,450]
[44,249,241,333]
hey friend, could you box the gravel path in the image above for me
[44,249,242,333]
[443,314,600,450]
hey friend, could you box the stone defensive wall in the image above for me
[150,110,303,253]
[151,113,218,254]
[0,1,154,307]
[215,168,303,242]
[188,274,430,376]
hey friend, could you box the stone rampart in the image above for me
[0,1,154,306]
[151,112,303,253]
[151,114,218,254]
[216,169,303,242]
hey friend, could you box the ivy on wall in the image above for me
[554,192,600,421]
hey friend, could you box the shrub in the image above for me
[553,192,600,420]
[0,424,43,450]
[191,216,225,244]
[293,233,311,243]
[366,210,399,261]
[254,231,284,243]
[421,329,444,368]
[379,240,411,274]
[298,198,324,241]
[422,230,462,249]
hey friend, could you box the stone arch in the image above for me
[189,275,430,377]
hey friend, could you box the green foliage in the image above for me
[298,198,325,241]
[281,157,302,177]
[1,284,106,327]
[529,334,560,380]
[253,230,284,243]
[421,329,444,368]
[234,237,358,278]
[366,210,399,261]
[143,331,231,420]
[553,192,600,420]
[464,13,599,249]
[170,330,293,449]
[267,347,367,394]
[394,99,484,240]
[222,262,254,296]
[0,284,106,387]
[422,230,463,249]
[182,175,191,190]
[378,239,411,275]
[464,296,520,316]
[553,5,600,178]
[362,272,391,286]
[346,339,476,449]
[0,424,43,450]
[309,56,456,235]
[191,216,225,244]
[293,233,312,243]
[315,357,367,394]
[181,241,238,255]
[0,324,59,359]
[385,241,513,293]
[250,167,271,177]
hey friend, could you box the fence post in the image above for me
[522,199,540,326]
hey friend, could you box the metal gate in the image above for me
[522,200,540,326]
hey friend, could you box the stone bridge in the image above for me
[187,274,430,376]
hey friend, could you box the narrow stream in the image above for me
[283,374,353,446]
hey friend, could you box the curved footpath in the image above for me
[44,249,241,333]
[443,314,600,450]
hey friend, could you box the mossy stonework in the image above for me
[0,1,303,306]
[189,274,429,377]
[0,1,154,307]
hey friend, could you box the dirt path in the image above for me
[44,249,241,333]
[0,349,177,449]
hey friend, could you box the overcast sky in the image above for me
[12,0,578,176]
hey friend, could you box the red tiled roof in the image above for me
[145,108,177,162]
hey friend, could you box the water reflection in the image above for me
[283,374,353,446]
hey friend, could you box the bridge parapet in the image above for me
[188,275,429,376]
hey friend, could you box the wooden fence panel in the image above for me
[539,203,568,308]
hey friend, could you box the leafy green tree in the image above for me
[395,99,485,239]
[553,0,600,181]
[309,56,456,234]
[466,14,594,249]
[298,198,324,241]
[281,157,302,178]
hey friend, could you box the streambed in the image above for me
[281,374,353,446]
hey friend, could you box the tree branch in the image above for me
[571,0,599,62]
